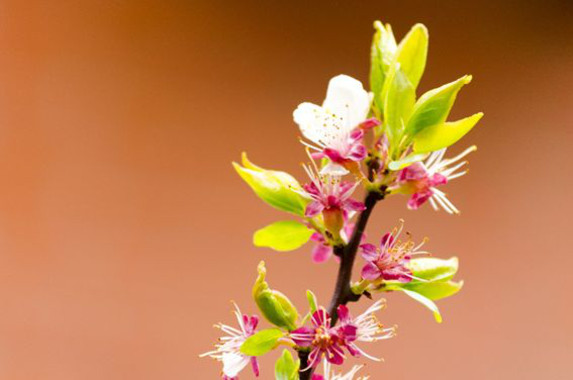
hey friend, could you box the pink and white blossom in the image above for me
[290,308,347,369]
[395,146,476,214]
[200,303,260,379]
[360,221,428,283]
[294,75,378,175]
[336,300,396,361]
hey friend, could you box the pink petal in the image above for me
[336,304,351,323]
[360,243,378,261]
[311,308,331,328]
[312,243,332,263]
[343,198,366,212]
[407,190,433,210]
[326,345,345,365]
[361,262,381,280]
[430,173,448,186]
[359,117,381,130]
[305,201,325,217]
[290,326,315,347]
[250,357,260,377]
[380,232,395,248]
[323,148,346,163]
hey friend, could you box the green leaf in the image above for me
[400,288,442,323]
[240,328,284,356]
[413,112,483,153]
[370,21,398,116]
[383,64,415,147]
[233,153,309,216]
[253,221,313,252]
[404,280,464,301]
[275,349,300,380]
[406,75,473,137]
[388,152,428,171]
[407,257,459,283]
[395,23,428,90]
[306,290,318,314]
[253,262,299,330]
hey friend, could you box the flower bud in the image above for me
[233,153,309,216]
[252,261,299,331]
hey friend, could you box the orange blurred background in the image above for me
[0,1,571,379]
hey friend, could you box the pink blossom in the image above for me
[290,308,346,369]
[335,300,395,362]
[360,221,428,283]
[395,146,476,214]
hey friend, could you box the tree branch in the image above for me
[298,190,383,380]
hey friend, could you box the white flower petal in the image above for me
[323,74,371,129]
[294,102,342,147]
[221,352,250,377]
[320,162,349,176]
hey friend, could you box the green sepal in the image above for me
[406,75,473,137]
[413,113,483,153]
[275,349,300,380]
[370,20,398,117]
[404,280,464,301]
[233,153,308,216]
[240,328,284,356]
[399,288,442,323]
[252,262,299,331]
[388,152,428,171]
[306,290,318,314]
[253,221,313,252]
[395,23,429,90]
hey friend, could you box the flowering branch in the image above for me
[203,20,482,380]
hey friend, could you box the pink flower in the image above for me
[201,303,260,379]
[293,75,379,175]
[395,146,476,214]
[336,300,396,361]
[360,221,428,283]
[290,308,346,369]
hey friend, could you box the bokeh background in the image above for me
[0,0,571,379]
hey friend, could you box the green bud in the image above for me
[253,262,299,330]
[240,328,284,356]
[275,349,300,380]
[253,220,313,252]
[233,153,309,216]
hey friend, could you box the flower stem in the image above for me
[298,190,383,380]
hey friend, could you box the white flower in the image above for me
[293,75,372,175]
[200,303,259,378]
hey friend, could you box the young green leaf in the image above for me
[400,288,443,323]
[383,64,415,147]
[370,20,398,116]
[240,328,284,356]
[404,280,464,301]
[407,257,459,283]
[253,221,313,252]
[395,23,429,90]
[253,262,299,330]
[233,153,308,216]
[413,112,483,153]
[275,349,300,380]
[407,75,472,136]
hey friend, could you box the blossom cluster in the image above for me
[203,20,482,379]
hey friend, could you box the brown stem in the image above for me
[298,190,383,379]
